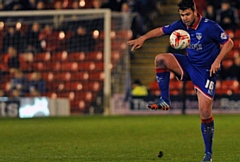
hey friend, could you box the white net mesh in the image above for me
[0,10,132,114]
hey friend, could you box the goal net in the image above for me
[0,9,133,115]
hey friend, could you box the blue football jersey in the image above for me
[162,15,229,68]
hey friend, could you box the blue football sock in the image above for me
[201,117,214,154]
[155,68,170,104]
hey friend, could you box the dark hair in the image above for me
[178,0,195,11]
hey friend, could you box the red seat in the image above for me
[60,62,78,71]
[226,49,239,59]
[225,29,234,38]
[221,59,234,69]
[70,100,88,111]
[111,51,121,63]
[51,51,68,61]
[71,72,89,81]
[33,62,61,71]
[234,29,240,38]
[94,62,104,71]
[170,80,183,95]
[58,82,83,91]
[34,52,51,62]
[81,81,101,92]
[233,39,240,49]
[221,80,239,91]
[54,72,71,82]
[78,61,96,71]
[56,91,75,100]
[184,81,196,95]
[112,30,133,40]
[89,71,104,81]
[74,91,93,102]
[42,92,57,98]
[68,52,85,61]
[149,80,160,96]
[111,41,127,51]
[86,51,103,61]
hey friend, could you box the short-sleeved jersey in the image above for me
[162,15,229,68]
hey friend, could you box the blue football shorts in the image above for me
[172,53,219,99]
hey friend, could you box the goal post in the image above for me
[0,9,132,115]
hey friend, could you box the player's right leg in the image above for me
[147,53,184,110]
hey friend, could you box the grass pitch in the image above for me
[0,114,239,162]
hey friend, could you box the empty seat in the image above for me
[89,71,104,81]
[34,52,51,62]
[57,82,83,91]
[68,52,85,61]
[53,72,71,82]
[60,62,78,71]
[170,80,183,95]
[71,72,89,81]
[86,51,103,61]
[51,51,68,61]
[33,62,61,71]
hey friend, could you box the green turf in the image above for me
[0,114,239,162]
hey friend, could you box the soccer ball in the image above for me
[169,29,190,49]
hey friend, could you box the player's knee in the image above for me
[199,108,212,119]
[154,53,168,67]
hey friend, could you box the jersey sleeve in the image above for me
[209,22,229,45]
[162,20,182,35]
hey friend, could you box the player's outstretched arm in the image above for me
[127,27,165,51]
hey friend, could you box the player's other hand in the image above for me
[127,36,145,51]
[210,60,221,77]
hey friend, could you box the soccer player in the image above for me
[127,0,234,161]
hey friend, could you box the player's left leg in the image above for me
[147,53,184,110]
[197,91,214,162]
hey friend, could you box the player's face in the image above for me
[179,8,196,26]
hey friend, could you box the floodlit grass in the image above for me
[0,114,239,162]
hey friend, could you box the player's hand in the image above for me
[127,36,145,51]
[210,60,221,77]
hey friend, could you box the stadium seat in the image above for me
[114,30,133,40]
[74,91,93,102]
[56,91,76,100]
[34,52,51,62]
[224,29,234,38]
[149,80,160,96]
[79,61,96,71]
[71,72,89,81]
[233,39,240,49]
[53,72,71,82]
[94,62,104,71]
[58,82,83,92]
[86,51,103,61]
[45,81,59,92]
[111,41,127,51]
[68,52,85,61]
[82,81,101,92]
[234,29,240,38]
[221,59,234,69]
[33,62,61,71]
[89,71,104,81]
[221,80,239,92]
[59,62,78,71]
[51,51,68,61]
[41,72,54,82]
[111,51,122,63]
[70,100,88,111]
[42,92,57,99]
[185,81,196,95]
[226,49,239,59]
[170,80,183,95]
